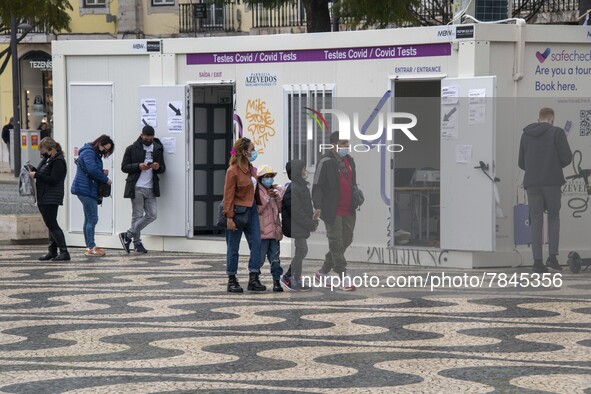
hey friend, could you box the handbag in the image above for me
[337,162,365,210]
[217,202,250,228]
[97,182,111,205]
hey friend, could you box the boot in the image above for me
[532,259,548,274]
[247,272,267,292]
[273,279,284,292]
[52,250,71,261]
[38,250,57,261]
[227,275,243,293]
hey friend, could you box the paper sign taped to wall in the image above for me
[441,85,459,105]
[167,101,183,133]
[468,88,486,104]
[469,104,486,125]
[441,105,459,139]
[141,98,157,127]
[456,144,472,164]
[161,137,176,154]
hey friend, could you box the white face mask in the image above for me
[337,148,349,158]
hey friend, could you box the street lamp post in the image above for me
[10,16,31,177]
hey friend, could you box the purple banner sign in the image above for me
[186,43,451,65]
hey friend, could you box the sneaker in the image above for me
[118,232,132,254]
[280,276,295,292]
[340,275,356,291]
[315,270,332,288]
[545,255,562,271]
[85,247,106,257]
[532,260,548,274]
[134,242,148,253]
[291,277,312,292]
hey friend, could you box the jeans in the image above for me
[38,204,67,253]
[226,201,261,275]
[527,186,561,261]
[321,215,356,275]
[259,239,283,280]
[78,195,98,249]
[287,238,308,281]
[128,187,157,243]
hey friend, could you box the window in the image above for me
[284,84,335,168]
[203,3,224,27]
[152,0,175,6]
[84,0,106,7]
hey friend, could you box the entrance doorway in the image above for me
[392,78,441,247]
[192,85,233,235]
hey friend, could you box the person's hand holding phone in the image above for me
[151,162,160,171]
[139,163,150,171]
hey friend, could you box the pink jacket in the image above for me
[257,184,284,240]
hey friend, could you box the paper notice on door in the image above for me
[167,101,183,133]
[441,85,459,105]
[160,137,176,154]
[468,88,486,104]
[441,105,459,139]
[469,104,486,125]
[456,144,472,164]
[141,98,157,127]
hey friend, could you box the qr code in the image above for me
[581,110,591,136]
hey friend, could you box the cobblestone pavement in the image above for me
[0,183,38,215]
[0,244,589,393]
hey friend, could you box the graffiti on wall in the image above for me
[246,98,275,153]
[367,246,449,266]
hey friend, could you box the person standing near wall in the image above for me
[38,122,50,140]
[223,137,265,293]
[119,126,166,254]
[29,137,70,261]
[281,159,317,291]
[2,117,13,157]
[312,131,357,291]
[71,134,114,257]
[518,107,572,273]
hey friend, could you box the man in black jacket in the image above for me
[312,131,358,290]
[2,117,13,158]
[518,107,572,273]
[119,126,166,253]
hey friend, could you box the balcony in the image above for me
[179,1,236,35]
[251,0,306,29]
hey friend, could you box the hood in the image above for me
[78,143,95,155]
[523,122,553,138]
[286,159,306,182]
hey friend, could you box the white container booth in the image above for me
[52,23,591,268]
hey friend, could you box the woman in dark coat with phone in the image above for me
[29,137,69,261]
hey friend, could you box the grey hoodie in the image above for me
[518,122,572,188]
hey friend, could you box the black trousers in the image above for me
[38,204,68,252]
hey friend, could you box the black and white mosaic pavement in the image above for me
[0,245,589,393]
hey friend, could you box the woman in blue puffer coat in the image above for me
[71,134,114,257]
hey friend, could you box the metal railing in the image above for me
[251,0,306,28]
[179,1,235,34]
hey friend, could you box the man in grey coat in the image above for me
[518,107,572,273]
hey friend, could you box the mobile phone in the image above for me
[564,120,572,134]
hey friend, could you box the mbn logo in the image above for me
[306,108,418,141]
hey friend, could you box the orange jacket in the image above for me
[223,163,256,218]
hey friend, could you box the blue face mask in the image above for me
[337,148,349,158]
[262,178,274,188]
[248,150,258,162]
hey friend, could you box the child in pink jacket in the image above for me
[256,164,285,292]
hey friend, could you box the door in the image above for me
[138,85,190,237]
[68,83,114,234]
[440,76,496,251]
[193,103,233,235]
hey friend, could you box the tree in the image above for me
[0,0,72,75]
[243,0,419,33]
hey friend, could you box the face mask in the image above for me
[142,140,153,147]
[262,178,274,188]
[41,152,50,159]
[248,150,258,162]
[337,148,349,158]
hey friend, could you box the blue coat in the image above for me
[70,143,108,199]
